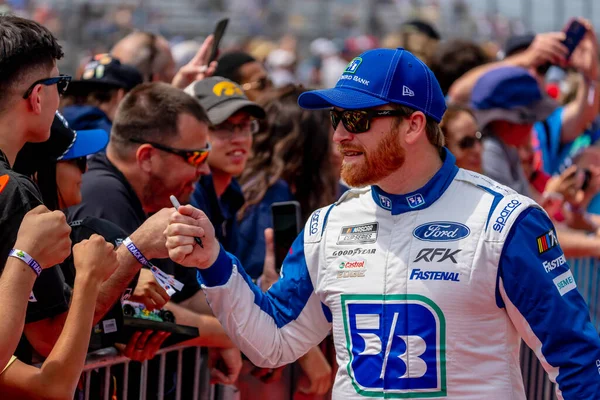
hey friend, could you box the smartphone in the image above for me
[538,19,587,75]
[581,168,592,191]
[271,201,302,273]
[208,18,229,64]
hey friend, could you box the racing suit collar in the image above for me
[370,148,458,215]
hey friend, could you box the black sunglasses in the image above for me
[330,109,410,134]
[129,138,211,167]
[22,74,72,99]
[457,131,482,150]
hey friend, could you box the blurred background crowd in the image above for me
[3,0,600,399]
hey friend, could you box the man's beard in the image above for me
[340,128,405,188]
[142,173,192,212]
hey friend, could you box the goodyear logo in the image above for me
[213,81,243,97]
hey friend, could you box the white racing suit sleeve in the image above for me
[197,229,332,368]
[498,207,600,399]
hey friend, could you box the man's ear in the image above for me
[136,144,155,173]
[27,85,43,115]
[404,111,427,145]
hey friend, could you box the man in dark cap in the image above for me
[214,51,272,101]
[61,54,143,135]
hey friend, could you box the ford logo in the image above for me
[413,222,470,242]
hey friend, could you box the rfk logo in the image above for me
[341,294,446,397]
[414,248,461,263]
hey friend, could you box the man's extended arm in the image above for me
[499,207,600,398]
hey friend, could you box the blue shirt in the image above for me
[190,175,245,254]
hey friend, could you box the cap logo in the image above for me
[402,85,415,97]
[213,81,243,97]
[344,57,362,74]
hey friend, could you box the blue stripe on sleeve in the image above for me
[499,207,600,396]
[201,229,321,329]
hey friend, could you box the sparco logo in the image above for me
[493,199,522,232]
[332,248,376,257]
[412,222,470,242]
[414,248,461,263]
[310,209,321,235]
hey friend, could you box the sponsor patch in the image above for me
[414,248,461,263]
[344,57,362,74]
[379,195,392,210]
[553,270,577,296]
[543,254,567,273]
[410,269,460,282]
[537,229,558,254]
[413,222,470,242]
[407,194,425,209]
[309,209,321,235]
[338,222,379,245]
[332,248,376,257]
[493,199,522,232]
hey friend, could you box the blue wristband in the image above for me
[123,237,149,267]
[9,249,42,277]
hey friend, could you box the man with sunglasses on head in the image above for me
[67,82,242,385]
[164,48,600,399]
[184,77,265,254]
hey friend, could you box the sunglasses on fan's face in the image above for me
[457,131,482,150]
[129,138,211,167]
[22,74,72,99]
[330,109,410,134]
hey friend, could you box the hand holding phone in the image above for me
[537,19,588,75]
[209,18,229,64]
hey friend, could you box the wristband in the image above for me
[9,249,42,277]
[123,237,149,267]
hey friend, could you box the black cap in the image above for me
[213,51,256,83]
[504,34,536,57]
[13,111,108,176]
[67,54,143,95]
[184,77,266,125]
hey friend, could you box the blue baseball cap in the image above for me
[471,66,557,129]
[298,48,447,122]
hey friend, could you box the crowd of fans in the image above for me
[1,6,600,400]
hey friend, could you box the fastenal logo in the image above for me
[344,57,362,74]
[537,229,558,254]
[543,253,567,273]
[493,199,521,232]
[341,294,446,397]
[413,222,470,242]
[410,269,460,282]
[407,194,425,208]
[337,222,379,245]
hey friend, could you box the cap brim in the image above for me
[62,129,109,160]
[207,99,266,125]
[475,97,558,129]
[298,87,388,110]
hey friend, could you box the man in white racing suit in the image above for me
[164,48,600,399]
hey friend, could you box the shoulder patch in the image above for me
[486,194,539,241]
[304,205,334,244]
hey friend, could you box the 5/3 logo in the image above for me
[341,294,447,398]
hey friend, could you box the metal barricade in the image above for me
[80,344,216,400]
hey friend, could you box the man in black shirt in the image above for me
[68,82,242,383]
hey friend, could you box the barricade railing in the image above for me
[80,344,216,400]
